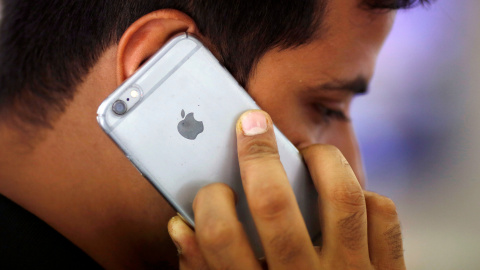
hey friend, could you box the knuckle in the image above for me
[195,185,209,201]
[320,144,342,155]
[196,183,215,198]
[206,183,234,197]
[198,218,236,252]
[337,262,371,270]
[194,183,235,213]
[249,184,290,219]
[197,183,233,201]
[321,144,351,167]
[269,231,304,264]
[329,255,371,270]
[330,183,365,212]
[241,137,280,162]
[367,193,398,218]
[303,144,340,158]
[193,185,211,210]
[384,224,404,261]
[305,143,340,154]
[303,144,351,169]
[315,144,344,160]
[338,211,367,251]
[374,261,406,270]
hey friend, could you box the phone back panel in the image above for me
[97,34,320,257]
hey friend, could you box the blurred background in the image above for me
[352,0,480,269]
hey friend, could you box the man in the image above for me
[0,0,430,269]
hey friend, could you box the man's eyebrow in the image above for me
[315,76,369,95]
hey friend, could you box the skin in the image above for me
[0,0,404,269]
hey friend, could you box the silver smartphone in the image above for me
[97,33,319,257]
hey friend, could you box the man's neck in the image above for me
[0,47,179,268]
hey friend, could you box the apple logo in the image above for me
[177,109,204,140]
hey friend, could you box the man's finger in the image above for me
[193,183,261,270]
[364,191,406,269]
[301,145,370,268]
[168,215,209,270]
[236,110,319,269]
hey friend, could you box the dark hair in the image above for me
[0,0,431,129]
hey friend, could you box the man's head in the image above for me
[0,0,427,128]
[0,0,431,268]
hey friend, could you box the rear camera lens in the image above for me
[112,100,127,115]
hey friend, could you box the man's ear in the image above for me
[117,9,199,84]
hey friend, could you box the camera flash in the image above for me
[130,90,139,98]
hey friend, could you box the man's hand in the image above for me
[168,110,405,269]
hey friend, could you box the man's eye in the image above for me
[314,104,350,124]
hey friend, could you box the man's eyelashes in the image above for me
[314,104,350,124]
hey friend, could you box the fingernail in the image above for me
[240,111,268,136]
[168,216,183,255]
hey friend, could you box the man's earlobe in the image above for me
[116,9,198,84]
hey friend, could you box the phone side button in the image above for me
[126,156,144,176]
[132,164,143,176]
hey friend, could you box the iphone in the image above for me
[97,33,320,257]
